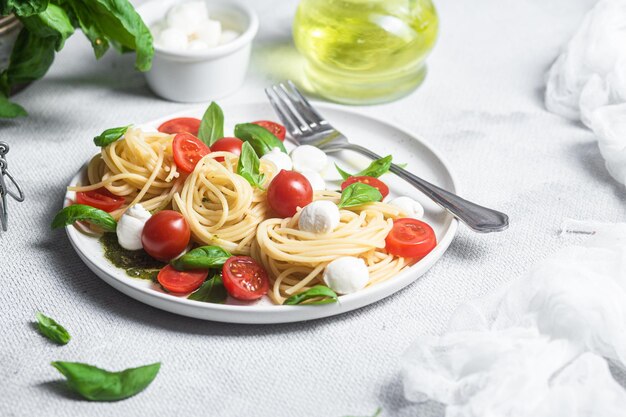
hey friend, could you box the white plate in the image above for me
[65,102,458,324]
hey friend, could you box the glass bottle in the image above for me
[293,0,438,104]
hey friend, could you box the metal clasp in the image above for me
[0,142,25,232]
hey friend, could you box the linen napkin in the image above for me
[401,221,626,416]
[545,0,626,184]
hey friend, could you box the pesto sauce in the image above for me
[99,233,164,282]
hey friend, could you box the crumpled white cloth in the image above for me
[545,0,626,184]
[401,222,626,416]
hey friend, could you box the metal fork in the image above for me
[265,81,509,233]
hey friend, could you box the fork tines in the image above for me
[264,81,327,138]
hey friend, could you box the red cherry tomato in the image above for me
[76,188,125,212]
[158,117,201,136]
[210,137,244,162]
[222,256,269,301]
[172,133,210,174]
[141,210,191,261]
[385,218,436,260]
[267,170,313,218]
[341,176,389,199]
[158,264,208,294]
[252,120,286,141]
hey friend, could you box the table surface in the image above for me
[2,0,622,416]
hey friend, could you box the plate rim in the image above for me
[64,102,459,322]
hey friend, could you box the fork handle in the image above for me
[325,143,509,233]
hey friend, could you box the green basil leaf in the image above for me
[0,0,48,16]
[93,125,130,147]
[338,183,383,209]
[335,163,352,180]
[51,361,160,401]
[198,102,224,146]
[51,204,117,232]
[234,123,287,156]
[66,0,154,71]
[21,4,75,51]
[335,156,393,180]
[4,28,56,87]
[236,141,265,188]
[188,275,227,303]
[0,94,27,118]
[284,285,338,305]
[35,312,70,345]
[171,246,231,270]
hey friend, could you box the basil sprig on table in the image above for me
[171,246,231,271]
[284,285,338,305]
[93,125,130,147]
[51,361,161,401]
[336,155,393,180]
[198,102,224,146]
[188,275,228,304]
[237,142,265,188]
[234,123,287,156]
[36,312,71,345]
[51,204,117,232]
[338,183,383,209]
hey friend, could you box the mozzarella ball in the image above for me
[157,27,188,50]
[194,19,222,47]
[299,169,326,191]
[188,40,209,50]
[298,200,340,234]
[290,145,328,173]
[116,204,152,251]
[323,257,369,294]
[166,1,208,34]
[261,148,292,172]
[388,196,425,219]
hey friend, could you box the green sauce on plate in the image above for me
[99,233,164,282]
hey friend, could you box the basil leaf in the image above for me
[171,246,231,270]
[51,361,160,401]
[3,28,56,88]
[66,0,154,71]
[188,275,227,303]
[335,155,393,180]
[35,312,70,345]
[198,102,224,146]
[51,204,117,232]
[0,0,48,16]
[236,141,265,188]
[93,125,130,147]
[234,123,287,156]
[284,285,338,305]
[0,94,27,118]
[21,3,75,51]
[338,183,383,209]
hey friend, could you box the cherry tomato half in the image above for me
[252,120,286,141]
[141,210,191,261]
[158,264,208,294]
[158,117,201,136]
[210,137,244,162]
[385,218,436,260]
[76,188,125,212]
[341,176,389,199]
[172,133,211,174]
[222,256,269,301]
[267,170,313,218]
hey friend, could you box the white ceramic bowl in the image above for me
[137,0,259,102]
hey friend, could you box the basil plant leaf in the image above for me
[284,285,338,305]
[0,0,48,16]
[171,246,231,271]
[234,123,287,156]
[236,142,265,189]
[93,125,130,147]
[338,183,383,209]
[36,312,70,345]
[51,361,161,401]
[188,275,227,304]
[4,28,56,88]
[335,155,393,180]
[0,94,27,118]
[51,204,117,232]
[198,102,224,146]
[21,3,75,51]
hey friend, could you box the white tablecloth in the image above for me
[2,0,623,416]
